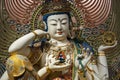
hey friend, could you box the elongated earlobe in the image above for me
[43,21,48,31]
[68,22,75,39]
[68,30,75,39]
[43,22,46,29]
[39,21,47,31]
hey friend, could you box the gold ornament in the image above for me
[102,31,116,46]
[6,54,25,77]
[41,0,71,15]
[6,54,34,77]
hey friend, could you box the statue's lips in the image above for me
[57,31,63,35]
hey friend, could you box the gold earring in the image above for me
[39,21,45,30]
[69,30,75,39]
[45,33,51,41]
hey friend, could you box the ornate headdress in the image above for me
[41,0,71,15]
[31,0,84,31]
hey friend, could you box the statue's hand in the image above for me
[98,41,117,52]
[75,48,93,69]
[48,60,70,72]
[34,29,49,37]
[46,54,71,72]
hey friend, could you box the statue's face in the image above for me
[47,14,69,41]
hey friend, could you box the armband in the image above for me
[32,31,38,39]
[98,51,105,56]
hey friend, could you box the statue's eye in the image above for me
[61,20,67,25]
[62,22,67,25]
[51,24,57,26]
[50,20,57,26]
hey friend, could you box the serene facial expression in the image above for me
[47,14,70,41]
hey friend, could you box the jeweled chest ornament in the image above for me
[48,42,74,64]
[58,51,66,63]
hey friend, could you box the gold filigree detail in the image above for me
[102,31,116,46]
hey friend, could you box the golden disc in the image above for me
[102,31,116,46]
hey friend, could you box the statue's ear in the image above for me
[43,21,47,31]
[69,22,72,30]
[39,21,47,31]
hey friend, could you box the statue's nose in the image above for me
[57,22,62,30]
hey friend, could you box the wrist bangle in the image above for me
[32,31,38,39]
[46,66,52,73]
[98,51,105,56]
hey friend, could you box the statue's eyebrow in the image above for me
[49,19,57,22]
[49,18,67,22]
[60,18,67,21]
[58,18,67,22]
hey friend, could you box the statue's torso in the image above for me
[29,41,97,80]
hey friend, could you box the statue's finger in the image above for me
[52,60,60,65]
[86,48,90,54]
[82,48,86,54]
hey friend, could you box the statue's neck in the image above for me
[49,38,70,47]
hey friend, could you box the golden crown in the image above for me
[41,0,71,15]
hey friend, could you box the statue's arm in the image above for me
[8,29,48,56]
[0,71,9,80]
[97,41,117,79]
[37,66,51,80]
[97,51,109,79]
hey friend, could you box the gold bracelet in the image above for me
[10,52,17,56]
[46,66,52,73]
[91,60,97,65]
[78,69,84,73]
[32,31,38,39]
[98,51,105,56]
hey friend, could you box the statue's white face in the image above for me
[47,14,69,41]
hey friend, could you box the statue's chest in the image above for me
[47,43,75,63]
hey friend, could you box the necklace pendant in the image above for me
[58,51,66,63]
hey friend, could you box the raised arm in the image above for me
[8,29,48,56]
[97,41,117,79]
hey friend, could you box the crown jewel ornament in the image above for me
[41,0,71,15]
